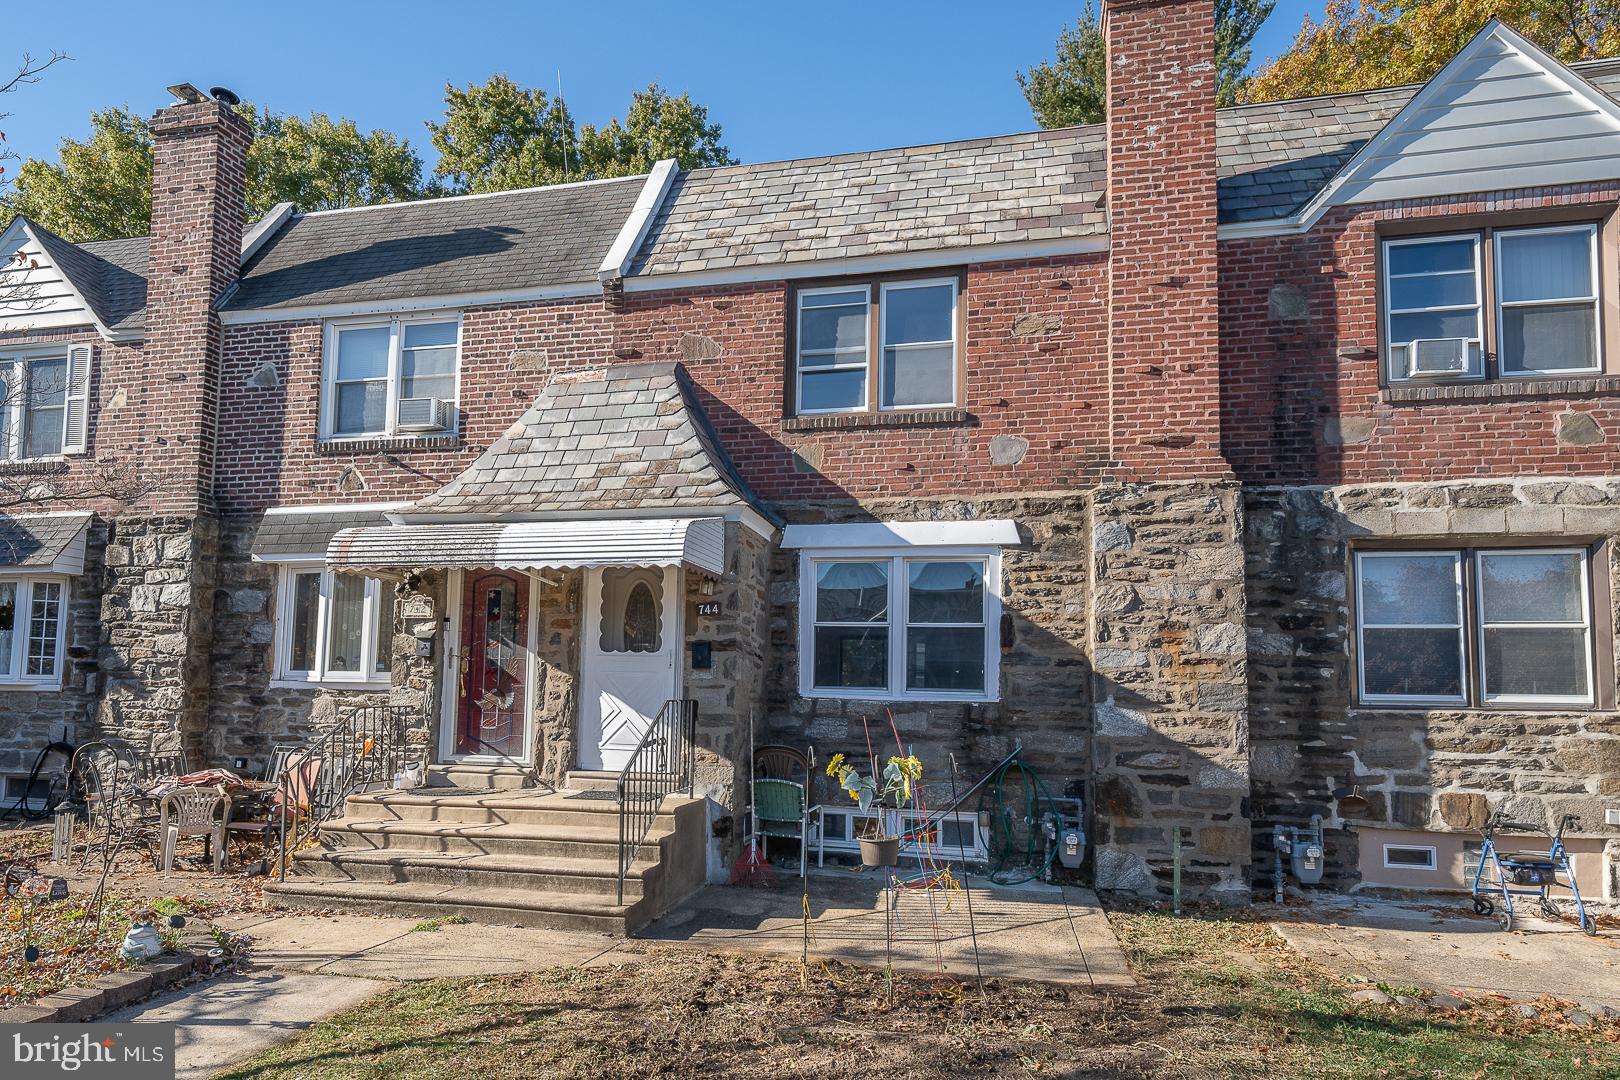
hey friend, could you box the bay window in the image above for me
[1382,223,1601,382]
[792,277,959,414]
[1354,547,1595,707]
[322,314,460,439]
[275,565,392,685]
[0,576,68,686]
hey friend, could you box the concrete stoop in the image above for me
[263,771,708,935]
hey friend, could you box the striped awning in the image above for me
[326,516,726,576]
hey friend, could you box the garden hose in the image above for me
[976,756,1062,885]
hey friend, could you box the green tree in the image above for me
[428,76,736,193]
[1245,0,1620,102]
[4,103,425,242]
[1018,0,1277,126]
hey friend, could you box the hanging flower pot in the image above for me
[858,835,900,867]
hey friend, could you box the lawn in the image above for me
[216,906,1619,1080]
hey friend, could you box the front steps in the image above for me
[264,772,708,935]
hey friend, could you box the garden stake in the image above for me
[800,889,810,991]
[1172,827,1182,916]
[947,752,987,1003]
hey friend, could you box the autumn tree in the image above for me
[1019,0,1276,126]
[1245,0,1620,102]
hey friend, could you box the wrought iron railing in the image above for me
[616,699,697,905]
[278,705,414,881]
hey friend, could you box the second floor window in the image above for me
[322,315,460,440]
[1382,223,1601,383]
[792,277,959,414]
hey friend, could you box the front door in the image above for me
[580,566,680,771]
[451,570,530,761]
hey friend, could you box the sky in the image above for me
[0,0,1319,175]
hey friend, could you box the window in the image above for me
[793,277,959,414]
[322,315,460,439]
[0,347,91,459]
[1354,548,1594,707]
[0,576,68,686]
[275,566,392,685]
[1382,224,1601,382]
[801,551,998,701]
[1382,844,1438,870]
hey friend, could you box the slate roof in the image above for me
[406,362,769,520]
[248,508,394,558]
[23,223,150,332]
[223,176,645,312]
[629,127,1108,277]
[0,512,92,569]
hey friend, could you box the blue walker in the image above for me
[1470,813,1596,935]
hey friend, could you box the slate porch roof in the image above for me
[0,512,93,570]
[247,508,395,558]
[403,362,769,521]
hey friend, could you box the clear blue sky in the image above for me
[1,0,1318,174]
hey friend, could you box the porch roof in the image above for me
[0,512,93,575]
[325,515,727,576]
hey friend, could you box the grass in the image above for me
[215,904,1619,1080]
[410,916,471,933]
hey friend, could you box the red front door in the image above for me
[454,570,529,759]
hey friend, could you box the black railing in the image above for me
[278,705,414,881]
[616,699,697,905]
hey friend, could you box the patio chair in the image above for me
[752,777,823,877]
[158,785,229,872]
[69,741,155,868]
[138,731,190,783]
[229,749,322,864]
[261,744,301,783]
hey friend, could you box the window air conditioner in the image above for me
[395,397,454,432]
[1406,337,1469,378]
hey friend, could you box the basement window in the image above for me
[274,564,392,687]
[1382,844,1437,870]
[791,277,960,414]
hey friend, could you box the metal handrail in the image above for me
[615,699,696,906]
[277,705,414,881]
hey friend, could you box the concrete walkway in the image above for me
[1268,895,1620,1005]
[101,971,385,1080]
[642,870,1136,990]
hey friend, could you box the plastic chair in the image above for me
[753,777,823,877]
[158,786,228,872]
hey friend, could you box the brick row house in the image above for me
[0,2,1616,924]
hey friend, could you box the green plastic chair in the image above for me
[752,777,823,877]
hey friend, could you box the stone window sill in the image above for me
[1381,375,1620,404]
[781,408,971,433]
[0,458,69,476]
[1348,705,1619,716]
[315,435,461,455]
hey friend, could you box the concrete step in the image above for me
[343,789,689,829]
[562,770,622,794]
[264,878,646,934]
[289,848,657,899]
[427,764,535,791]
[319,818,673,860]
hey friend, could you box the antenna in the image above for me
[557,70,571,181]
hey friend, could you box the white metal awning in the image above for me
[326,516,727,576]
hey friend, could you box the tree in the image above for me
[428,76,736,193]
[1018,0,1276,126]
[3,104,425,242]
[1245,0,1620,102]
[0,50,70,311]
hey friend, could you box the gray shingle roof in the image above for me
[0,512,92,569]
[26,224,149,332]
[248,508,393,558]
[407,362,768,520]
[629,127,1107,277]
[224,176,645,312]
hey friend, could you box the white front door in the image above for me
[579,566,681,772]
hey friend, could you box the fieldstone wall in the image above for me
[762,495,1092,815]
[531,569,581,787]
[1245,478,1620,899]
[1089,482,1252,902]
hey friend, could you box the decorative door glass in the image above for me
[598,567,663,653]
[456,570,528,758]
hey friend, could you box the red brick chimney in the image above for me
[143,89,250,514]
[1103,0,1228,479]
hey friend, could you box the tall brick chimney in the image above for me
[1089,2,1252,903]
[144,90,250,514]
[1103,0,1226,479]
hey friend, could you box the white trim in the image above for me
[219,282,599,326]
[1493,222,1603,377]
[598,159,679,282]
[579,565,683,771]
[878,277,958,410]
[782,520,1020,550]
[0,575,70,689]
[320,312,462,442]
[262,501,411,517]
[271,562,391,688]
[1354,550,1469,706]
[1382,232,1484,382]
[621,236,1109,292]
[1382,843,1439,870]
[1475,547,1595,706]
[797,549,1002,704]
[241,202,296,265]
[794,284,871,415]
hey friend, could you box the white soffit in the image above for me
[781,520,1020,549]
[326,516,727,576]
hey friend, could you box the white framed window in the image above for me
[1354,547,1595,707]
[1382,224,1603,382]
[0,575,69,687]
[0,345,92,460]
[799,548,1000,702]
[1382,843,1438,870]
[792,277,959,414]
[818,806,988,862]
[274,564,392,686]
[321,314,460,440]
